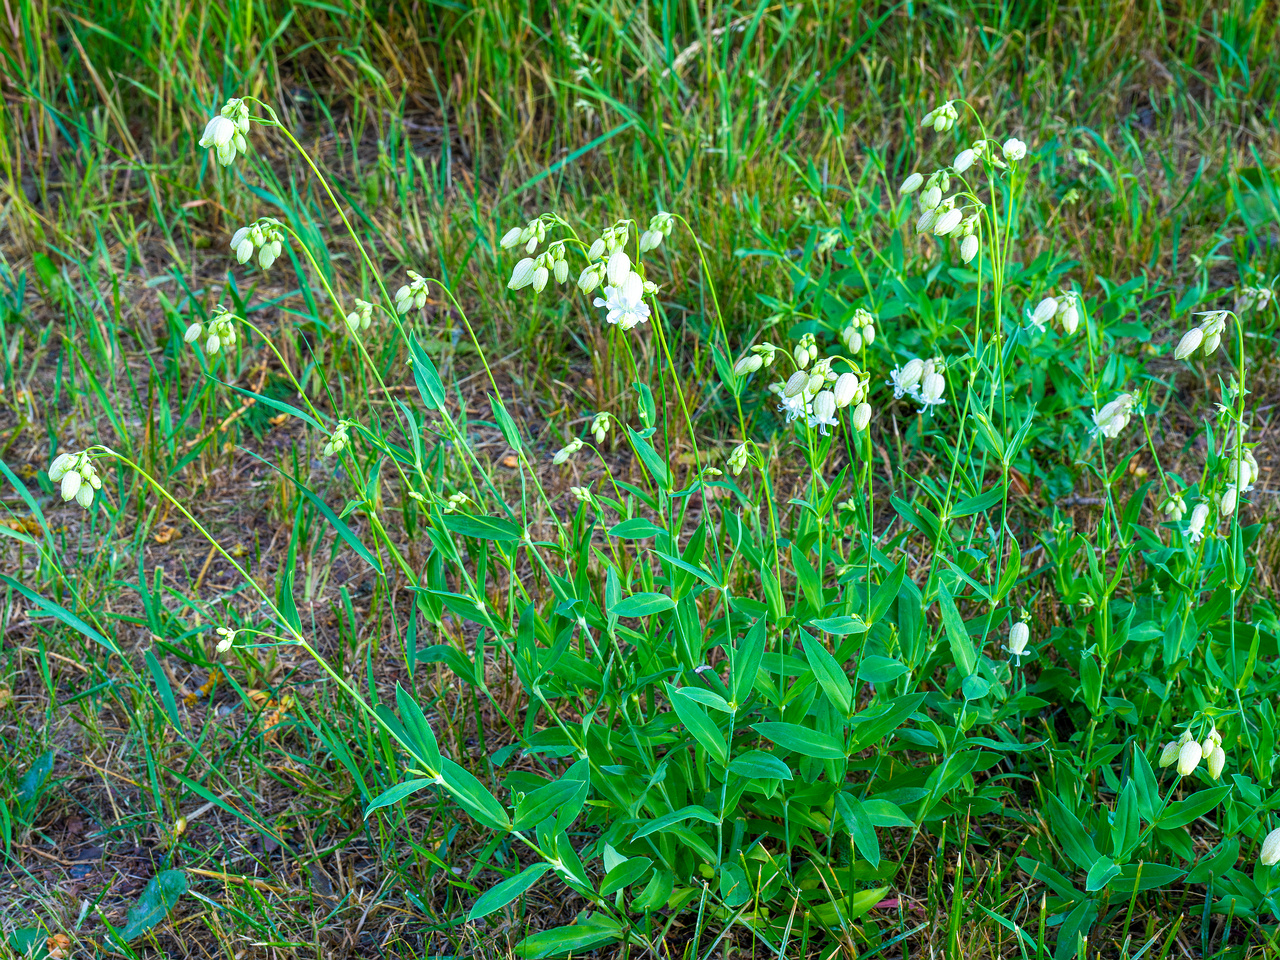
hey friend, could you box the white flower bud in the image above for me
[1031,297,1058,329]
[591,413,610,445]
[1060,304,1080,335]
[900,172,924,194]
[500,226,523,249]
[960,235,979,263]
[1188,503,1210,542]
[783,370,809,398]
[1219,485,1238,517]
[844,328,863,354]
[812,390,836,421]
[834,372,858,408]
[1160,494,1187,521]
[61,470,82,502]
[76,483,95,509]
[915,208,938,234]
[577,264,602,295]
[587,237,606,260]
[639,230,662,252]
[552,437,584,465]
[606,250,631,286]
[921,185,942,211]
[953,148,975,173]
[728,442,750,476]
[1202,331,1221,357]
[1261,828,1280,866]
[554,259,569,284]
[1176,740,1202,777]
[48,453,74,482]
[933,208,963,237]
[793,344,811,369]
[1007,622,1030,657]
[862,323,875,345]
[899,358,924,391]
[1174,327,1203,360]
[215,628,236,654]
[532,265,550,293]
[851,402,872,431]
[1002,138,1027,161]
[734,354,763,375]
[508,258,537,290]
[1158,741,1180,767]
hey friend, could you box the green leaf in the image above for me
[801,633,853,715]
[442,513,523,542]
[365,778,438,817]
[675,686,733,713]
[937,583,976,677]
[599,856,652,896]
[807,615,868,635]
[951,487,1003,517]
[732,618,768,704]
[608,518,666,539]
[6,928,49,960]
[489,395,525,452]
[469,862,554,920]
[0,574,121,656]
[834,794,880,868]
[613,592,675,617]
[1158,785,1231,829]
[395,684,443,771]
[727,750,793,780]
[753,722,845,759]
[514,777,587,831]
[118,869,187,942]
[625,425,671,488]
[856,655,908,684]
[848,693,926,751]
[441,758,510,831]
[515,914,623,958]
[1085,856,1120,892]
[632,804,718,840]
[667,683,728,765]
[407,334,447,410]
[215,378,322,430]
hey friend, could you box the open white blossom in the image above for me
[808,391,838,434]
[1187,503,1210,543]
[1090,393,1136,439]
[593,271,651,331]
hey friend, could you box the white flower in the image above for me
[728,443,750,476]
[639,212,674,252]
[1157,741,1180,767]
[230,219,285,270]
[1090,393,1135,439]
[186,305,239,355]
[591,413,610,445]
[843,327,863,354]
[833,372,859,408]
[888,358,924,398]
[933,208,963,237]
[215,627,237,654]
[735,354,763,375]
[851,402,872,431]
[778,392,807,423]
[917,372,946,408]
[915,208,939,234]
[593,271,651,331]
[1002,138,1027,161]
[1176,740,1202,777]
[1030,297,1058,329]
[920,185,943,211]
[323,421,352,457]
[1174,327,1204,360]
[960,235,979,263]
[1261,828,1280,866]
[395,271,429,313]
[553,437,584,465]
[900,172,924,194]
[953,148,975,173]
[51,451,101,510]
[1219,485,1238,517]
[1057,293,1081,335]
[808,391,838,434]
[921,101,958,133]
[1006,621,1030,659]
[346,299,374,332]
[783,370,809,398]
[500,226,524,249]
[199,115,241,166]
[508,257,538,290]
[1187,503,1210,542]
[1159,493,1187,521]
[606,249,631,286]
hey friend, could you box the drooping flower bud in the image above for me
[508,258,538,290]
[1261,828,1280,866]
[728,442,750,476]
[953,148,975,173]
[1007,622,1030,657]
[1176,740,1202,777]
[1030,297,1058,329]
[735,354,764,375]
[500,226,524,249]
[783,370,809,398]
[833,372,859,408]
[591,413,610,445]
[852,402,872,431]
[900,172,924,194]
[1159,494,1187,521]
[606,250,631,286]
[1174,328,1203,360]
[933,208,963,237]
[552,437,584,465]
[960,235,979,263]
[921,185,942,211]
[1219,485,1238,517]
[1157,741,1180,767]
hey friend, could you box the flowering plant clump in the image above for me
[30,90,1277,958]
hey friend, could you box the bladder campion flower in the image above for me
[920,101,959,133]
[639,212,674,252]
[199,98,249,166]
[1002,138,1027,161]
[1090,393,1136,439]
[808,391,838,434]
[346,299,374,332]
[1176,740,1202,777]
[1159,493,1187,522]
[49,451,101,509]
[323,421,352,457]
[215,627,237,654]
[553,437,584,465]
[594,271,651,331]
[230,219,285,270]
[184,305,239,355]
[1006,621,1030,661]
[1187,502,1210,543]
[394,272,429,314]
[591,413,610,445]
[1261,829,1280,866]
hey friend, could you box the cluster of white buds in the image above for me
[1004,619,1030,662]
[323,420,352,457]
[1090,393,1137,440]
[230,219,285,270]
[1187,502,1210,543]
[569,485,593,505]
[886,356,947,411]
[591,413,610,444]
[199,98,250,166]
[215,626,237,654]
[49,451,101,509]
[840,309,877,353]
[500,219,547,255]
[792,333,819,369]
[553,437,584,465]
[1029,291,1082,335]
[443,492,470,514]
[509,242,570,293]
[920,101,959,133]
[346,299,374,332]
[1235,286,1274,313]
[816,229,841,255]
[1002,138,1027,162]
[1173,310,1230,360]
[639,213,674,252]
[1159,492,1187,522]
[1159,726,1225,779]
[728,443,750,476]
[733,341,779,376]
[394,272,429,314]
[184,305,239,355]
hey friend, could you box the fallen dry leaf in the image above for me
[1,516,40,534]
[269,413,288,426]
[502,454,519,468]
[153,525,180,544]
